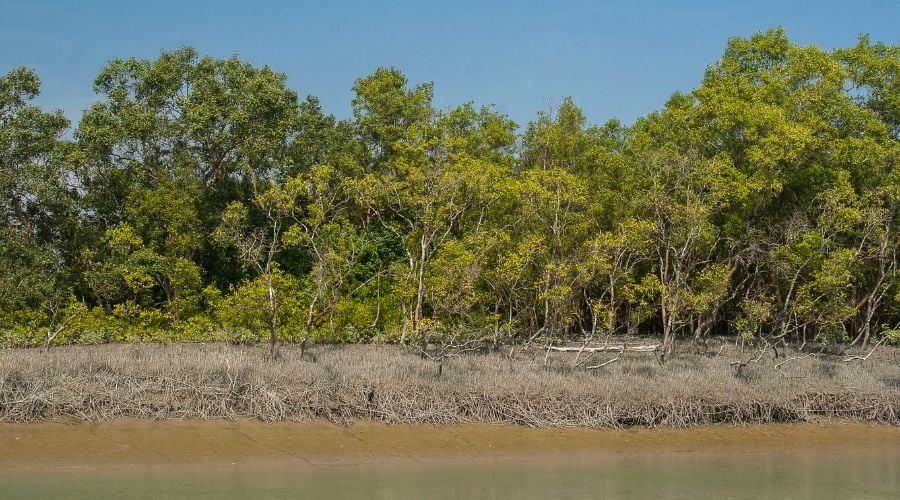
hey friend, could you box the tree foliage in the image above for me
[2,30,898,352]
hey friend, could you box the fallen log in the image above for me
[548,344,659,353]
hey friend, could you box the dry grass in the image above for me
[1,340,898,428]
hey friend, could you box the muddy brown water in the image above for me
[1,420,899,499]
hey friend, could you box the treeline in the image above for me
[2,28,898,353]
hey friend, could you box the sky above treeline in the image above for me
[2,0,898,129]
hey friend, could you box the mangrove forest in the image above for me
[2,28,899,357]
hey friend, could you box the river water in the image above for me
[1,421,898,499]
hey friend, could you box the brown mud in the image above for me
[1,420,898,472]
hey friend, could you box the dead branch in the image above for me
[775,353,813,370]
[584,356,620,370]
[549,344,658,353]
[45,311,79,352]
[584,344,625,370]
[844,337,887,362]
[730,337,770,375]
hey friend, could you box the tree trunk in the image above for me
[265,272,278,358]
[414,236,428,344]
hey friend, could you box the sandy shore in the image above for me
[1,420,899,472]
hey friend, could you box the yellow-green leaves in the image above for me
[4,32,900,349]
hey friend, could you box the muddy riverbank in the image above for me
[2,420,899,469]
[3,421,900,499]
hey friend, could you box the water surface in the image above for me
[1,421,898,499]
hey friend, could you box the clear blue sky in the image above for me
[2,0,898,129]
